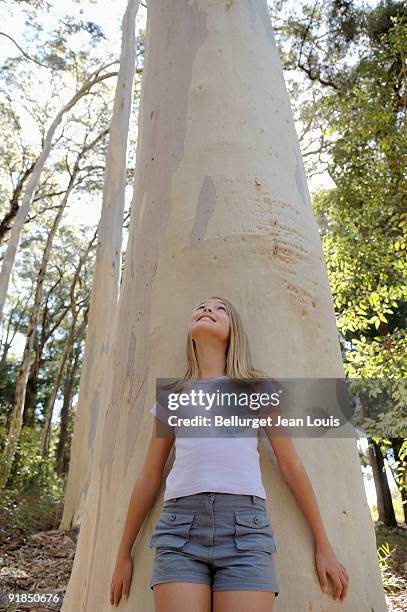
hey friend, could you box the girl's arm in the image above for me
[264,431,350,602]
[114,423,174,561]
[110,419,174,607]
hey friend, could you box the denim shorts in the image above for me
[148,491,279,595]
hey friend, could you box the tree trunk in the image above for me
[0,162,35,244]
[60,0,139,530]
[40,234,95,458]
[390,438,407,525]
[56,328,84,476]
[367,437,386,521]
[368,438,397,527]
[40,312,79,458]
[23,351,40,428]
[24,280,72,428]
[62,1,387,610]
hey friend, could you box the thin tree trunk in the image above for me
[376,441,397,527]
[56,360,75,476]
[0,161,35,244]
[390,438,407,525]
[23,270,69,427]
[56,318,86,476]
[0,296,29,368]
[368,437,386,521]
[24,287,64,427]
[40,235,96,458]
[0,64,118,326]
[61,0,139,530]
[62,2,387,610]
[22,364,37,428]
[0,132,104,488]
[368,437,397,527]
[40,312,79,459]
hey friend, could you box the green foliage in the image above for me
[271,1,407,519]
[0,361,19,423]
[0,485,64,539]
[312,13,407,382]
[7,427,46,490]
[350,380,406,438]
[0,429,65,540]
[0,426,59,490]
[366,0,407,44]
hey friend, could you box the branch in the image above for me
[298,59,339,90]
[0,32,49,68]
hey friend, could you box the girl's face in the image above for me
[189,299,230,344]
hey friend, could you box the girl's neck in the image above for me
[196,374,228,381]
[195,344,227,381]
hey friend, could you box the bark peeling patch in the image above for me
[272,237,313,266]
[286,281,315,306]
[191,175,217,243]
[225,2,234,10]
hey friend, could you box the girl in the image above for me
[110,296,349,610]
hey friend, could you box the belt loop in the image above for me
[251,495,256,504]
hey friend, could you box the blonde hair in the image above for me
[163,296,268,394]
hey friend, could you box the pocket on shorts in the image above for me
[148,511,195,550]
[234,511,277,554]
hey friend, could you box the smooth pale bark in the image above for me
[60,0,140,530]
[0,65,117,327]
[62,1,386,610]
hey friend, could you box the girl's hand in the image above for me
[315,541,349,601]
[110,555,133,607]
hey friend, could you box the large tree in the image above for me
[62,1,386,610]
[61,0,141,530]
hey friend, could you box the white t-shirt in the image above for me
[150,376,269,501]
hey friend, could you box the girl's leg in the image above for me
[153,582,211,612]
[213,590,276,612]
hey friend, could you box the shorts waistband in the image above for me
[164,492,266,507]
